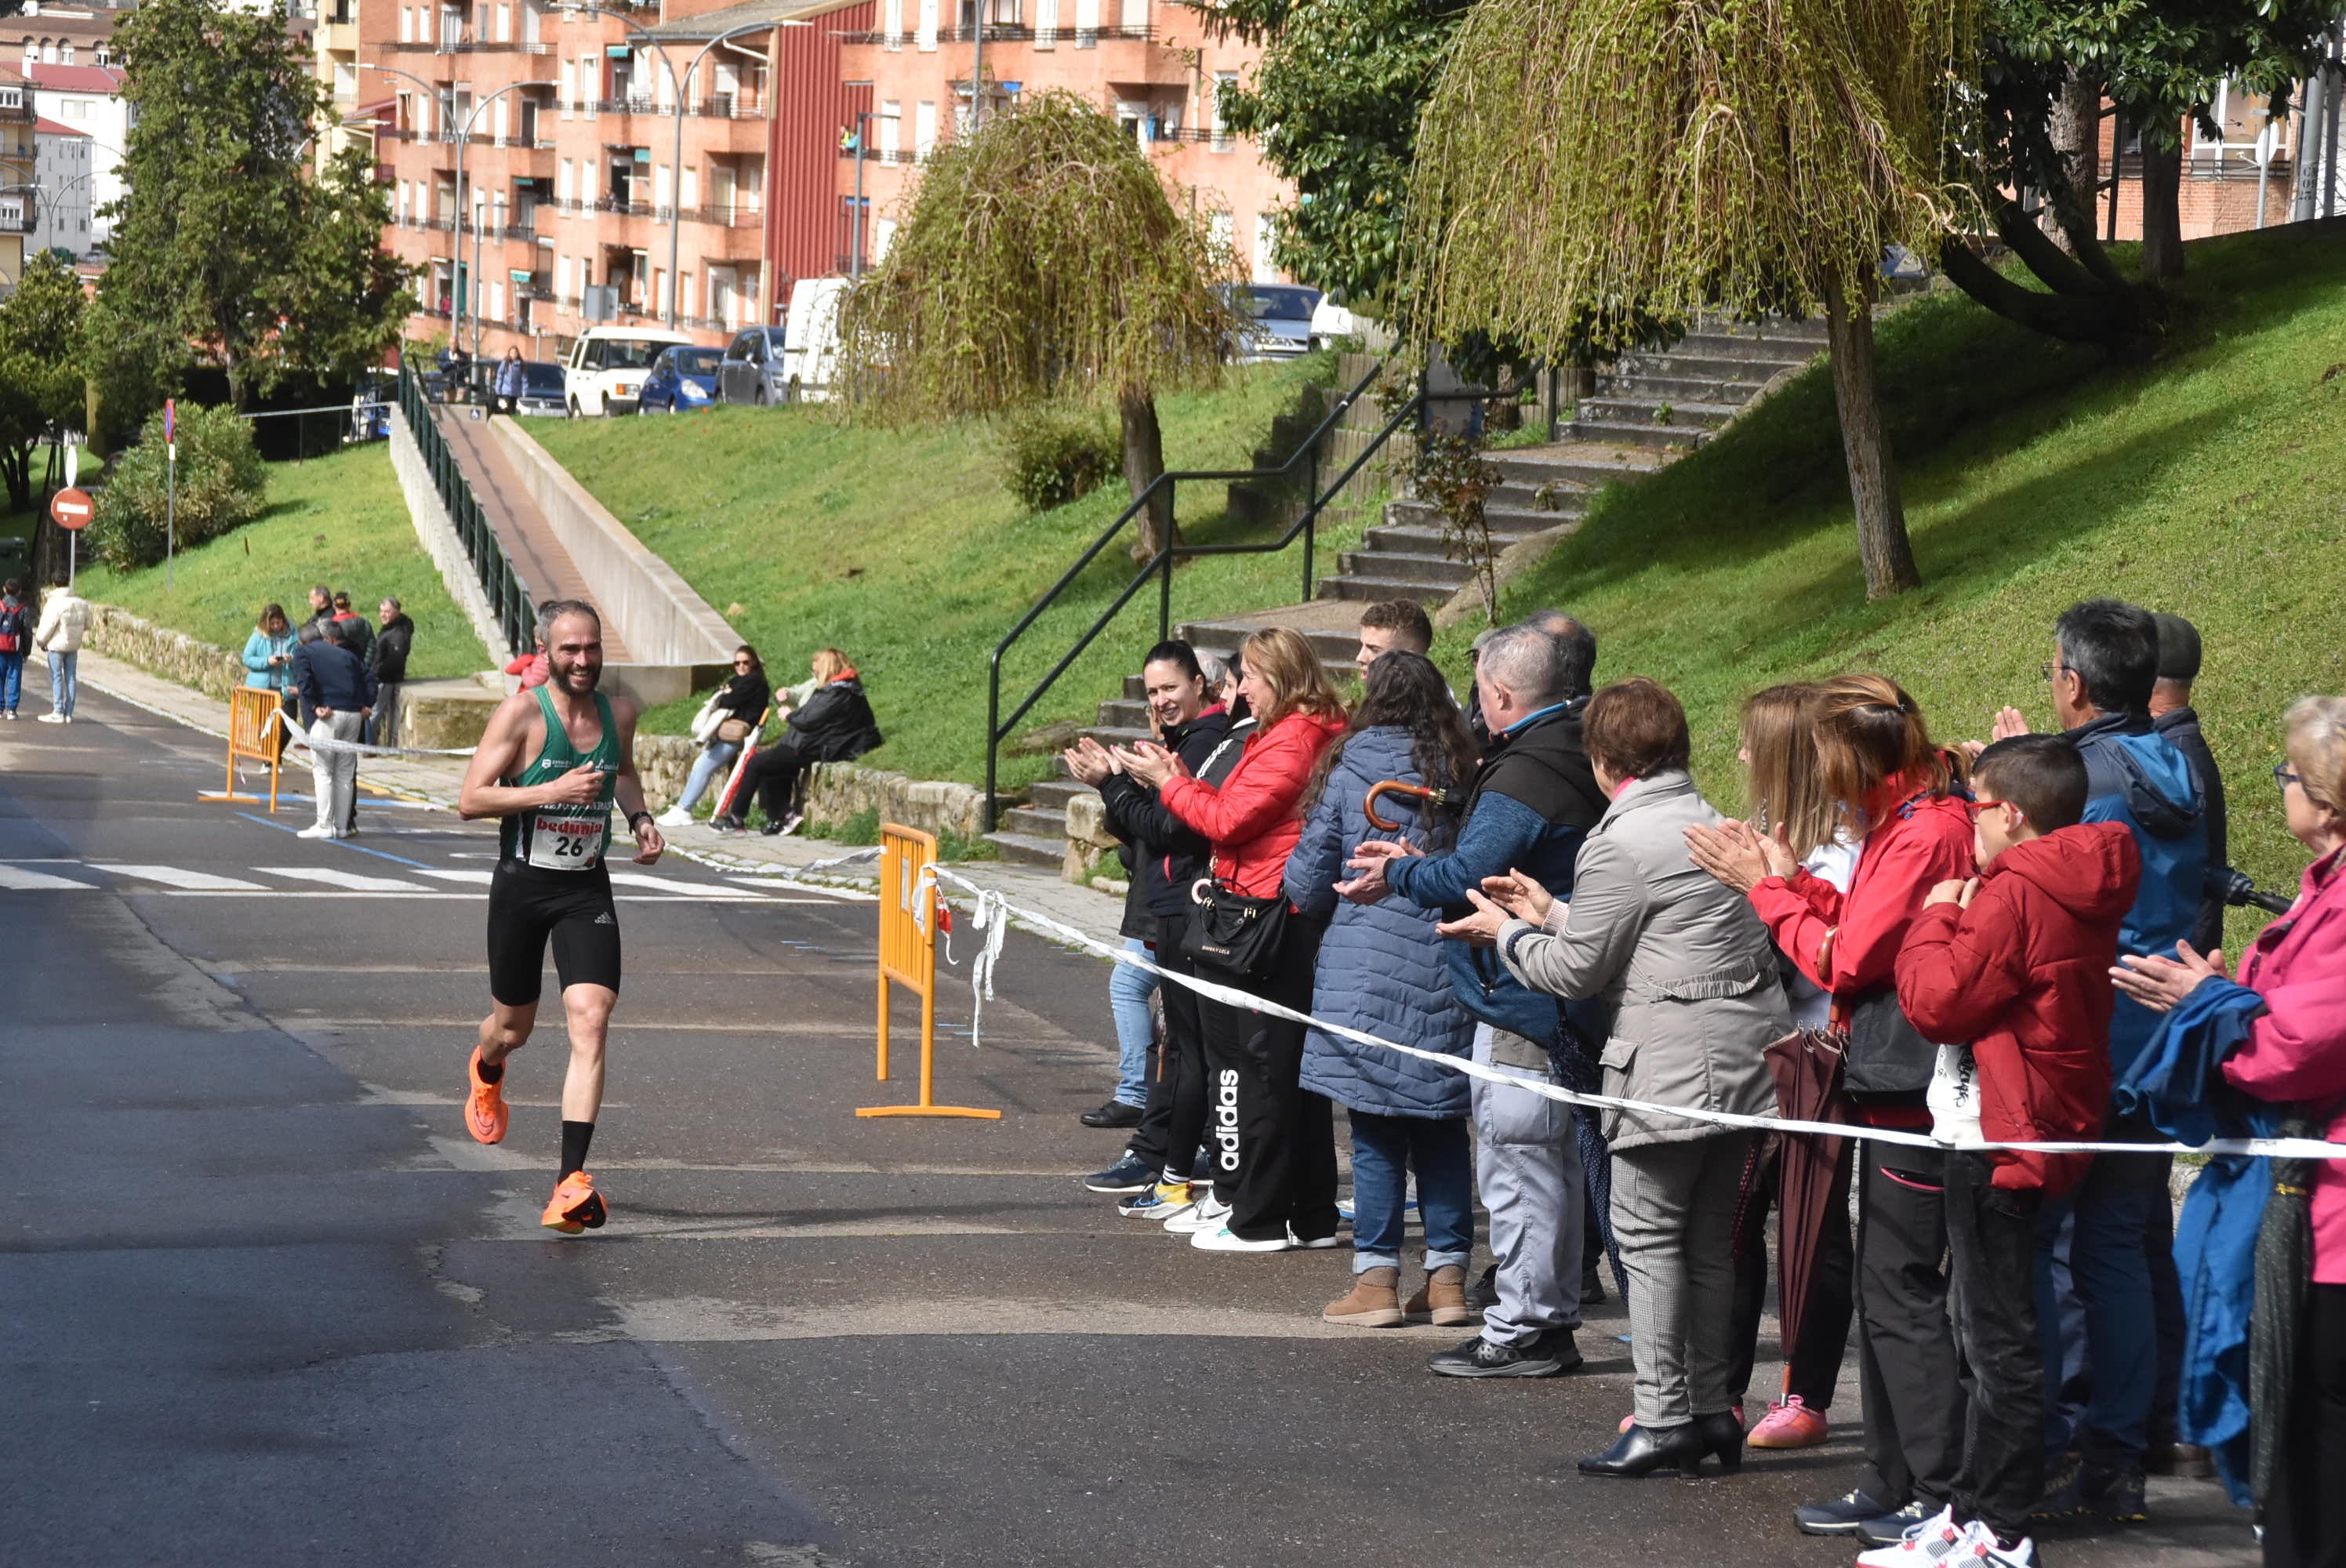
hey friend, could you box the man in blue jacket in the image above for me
[1998,598,2206,1521]
[1342,615,1609,1377]
[296,618,378,840]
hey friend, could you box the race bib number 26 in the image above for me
[528,814,607,870]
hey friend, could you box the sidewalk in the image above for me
[73,648,1129,951]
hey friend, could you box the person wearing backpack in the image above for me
[0,579,31,719]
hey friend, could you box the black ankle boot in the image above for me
[1694,1410,1745,1474]
[1578,1421,1705,1479]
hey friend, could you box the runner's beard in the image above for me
[549,654,603,693]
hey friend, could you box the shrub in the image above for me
[89,402,267,572]
[998,407,1121,512]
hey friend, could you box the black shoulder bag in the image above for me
[1180,876,1289,981]
[1839,986,1940,1097]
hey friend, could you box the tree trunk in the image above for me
[1937,238,2144,348]
[0,443,31,514]
[2046,73,2103,256]
[1823,280,1919,601]
[2141,139,2186,280]
[1119,389,1176,563]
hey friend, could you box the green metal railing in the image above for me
[984,361,1422,830]
[396,354,539,656]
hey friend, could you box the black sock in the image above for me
[475,1054,504,1084]
[559,1120,594,1178]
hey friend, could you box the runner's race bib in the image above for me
[527,812,608,870]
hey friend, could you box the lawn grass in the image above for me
[72,443,493,681]
[1465,220,2346,903]
[529,357,1367,790]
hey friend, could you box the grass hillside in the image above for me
[531,358,1364,788]
[74,444,492,681]
[1474,220,2346,902]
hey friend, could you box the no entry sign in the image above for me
[50,488,93,531]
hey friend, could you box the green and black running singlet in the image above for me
[499,687,622,871]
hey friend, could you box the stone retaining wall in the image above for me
[83,606,244,702]
[633,732,986,839]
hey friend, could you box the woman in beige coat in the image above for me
[1446,678,1785,1478]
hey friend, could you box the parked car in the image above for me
[1308,296,1364,351]
[510,361,570,417]
[779,277,849,402]
[1218,284,1324,362]
[638,346,725,412]
[563,325,693,417]
[718,326,792,405]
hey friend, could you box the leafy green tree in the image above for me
[89,0,413,413]
[0,251,85,514]
[834,91,1232,561]
[1211,0,1465,313]
[1407,0,1981,599]
[87,403,267,572]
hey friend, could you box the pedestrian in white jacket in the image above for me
[32,575,89,724]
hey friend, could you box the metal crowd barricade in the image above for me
[859,824,1000,1120]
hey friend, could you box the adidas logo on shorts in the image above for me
[594,912,614,924]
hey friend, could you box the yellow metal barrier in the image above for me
[859,823,1000,1120]
[208,688,285,811]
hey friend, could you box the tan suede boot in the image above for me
[1322,1265,1404,1327]
[1404,1264,1474,1327]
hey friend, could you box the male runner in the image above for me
[455,601,666,1232]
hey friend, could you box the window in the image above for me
[878,100,900,157]
[557,158,573,202]
[60,44,74,65]
[917,0,938,50]
[1211,71,1237,150]
[1034,0,1057,45]
[873,216,897,260]
[914,100,937,158]
[1120,0,1144,30]
[1253,212,1276,282]
[63,99,86,119]
[1074,0,1098,37]
[884,0,902,38]
[1208,210,1232,257]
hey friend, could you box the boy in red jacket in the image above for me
[1876,735,2141,1568]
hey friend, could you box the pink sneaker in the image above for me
[1746,1395,1828,1449]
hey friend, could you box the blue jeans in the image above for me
[0,651,22,712]
[2036,1145,2168,1468]
[46,650,75,717]
[1346,1108,1473,1275]
[678,740,741,812]
[1109,938,1157,1107]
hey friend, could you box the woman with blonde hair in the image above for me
[1687,673,1977,1541]
[712,648,882,835]
[1119,626,1347,1252]
[2118,695,2346,1567]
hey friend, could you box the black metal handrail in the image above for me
[396,352,539,656]
[984,361,1416,828]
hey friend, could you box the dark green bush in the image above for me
[89,402,267,572]
[998,407,1121,512]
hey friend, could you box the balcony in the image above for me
[839,146,920,165]
[0,201,35,234]
[841,22,1155,44]
[0,93,34,124]
[683,204,763,227]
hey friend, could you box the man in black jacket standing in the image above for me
[371,596,416,750]
[2148,612,2227,955]
[1066,642,1231,1198]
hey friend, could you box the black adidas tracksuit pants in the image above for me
[1193,913,1337,1245]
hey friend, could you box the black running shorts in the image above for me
[486,860,622,1006]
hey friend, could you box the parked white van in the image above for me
[779,278,849,403]
[565,325,693,417]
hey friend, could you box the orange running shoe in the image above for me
[464,1047,509,1145]
[541,1171,608,1233]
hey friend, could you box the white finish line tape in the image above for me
[920,867,2346,1163]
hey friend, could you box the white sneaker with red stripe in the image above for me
[1854,1508,1972,1568]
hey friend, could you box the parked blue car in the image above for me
[636,346,725,413]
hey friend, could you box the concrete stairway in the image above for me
[985,320,1828,867]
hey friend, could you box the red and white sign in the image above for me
[49,488,93,531]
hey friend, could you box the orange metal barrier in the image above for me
[212,687,285,811]
[859,823,1000,1120]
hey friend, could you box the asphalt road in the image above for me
[0,679,2257,1568]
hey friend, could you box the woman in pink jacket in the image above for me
[2117,695,2346,1568]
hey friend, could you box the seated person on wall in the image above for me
[712,648,883,837]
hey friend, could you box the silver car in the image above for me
[718,326,793,405]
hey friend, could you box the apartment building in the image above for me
[21,62,128,243]
[355,0,866,362]
[31,116,94,257]
[1,4,122,73]
[0,79,31,286]
[830,0,1290,280]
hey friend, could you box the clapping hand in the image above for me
[1062,735,1118,786]
[1989,706,2031,742]
[1335,837,1422,903]
[1436,888,1512,947]
[2112,942,2229,1013]
[1924,877,1981,909]
[1685,818,1794,892]
[1113,740,1188,789]
[1478,867,1556,926]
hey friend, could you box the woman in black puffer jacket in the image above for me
[713,648,882,836]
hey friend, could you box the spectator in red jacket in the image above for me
[1686,673,1977,1548]
[1118,626,1346,1254]
[1890,735,2140,1566]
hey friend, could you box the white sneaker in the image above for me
[36,712,63,723]
[1192,1224,1290,1253]
[654,807,692,829]
[296,824,336,839]
[1287,1228,1340,1250]
[1164,1194,1231,1236]
[1856,1509,1972,1568]
[1960,1524,2033,1567]
[1120,1181,1197,1221]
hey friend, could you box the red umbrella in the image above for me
[1765,1028,1850,1389]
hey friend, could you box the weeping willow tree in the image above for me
[834,91,1235,560]
[1404,0,1984,600]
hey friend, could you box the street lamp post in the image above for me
[849,109,874,278]
[360,63,463,330]
[452,81,558,360]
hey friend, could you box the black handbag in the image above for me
[1839,986,1939,1097]
[1180,877,1289,980]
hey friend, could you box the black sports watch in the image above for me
[627,810,656,834]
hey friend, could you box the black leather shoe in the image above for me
[1578,1421,1706,1478]
[1694,1410,1745,1474]
[1426,1333,1567,1378]
[1079,1099,1143,1129]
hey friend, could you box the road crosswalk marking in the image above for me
[419,868,496,885]
[256,866,432,894]
[91,864,270,891]
[0,863,98,891]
